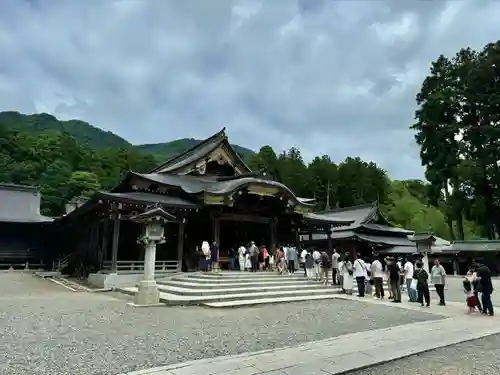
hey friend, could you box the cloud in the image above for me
[0,0,499,179]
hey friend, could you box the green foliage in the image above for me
[411,40,500,240]
[1,110,485,239]
[0,124,155,216]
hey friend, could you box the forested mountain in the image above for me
[0,111,483,240]
[0,111,254,163]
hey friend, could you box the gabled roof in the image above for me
[311,202,378,232]
[150,128,252,174]
[119,171,314,208]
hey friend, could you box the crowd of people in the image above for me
[194,241,494,316]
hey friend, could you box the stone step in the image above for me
[169,276,312,284]
[157,283,328,296]
[203,294,341,308]
[119,286,342,305]
[179,272,291,280]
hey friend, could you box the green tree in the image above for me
[67,171,100,199]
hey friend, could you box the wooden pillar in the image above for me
[308,232,313,241]
[100,219,109,266]
[212,216,220,270]
[270,220,277,254]
[327,231,333,256]
[177,218,185,271]
[110,215,120,273]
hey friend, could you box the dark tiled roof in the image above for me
[325,202,378,231]
[97,192,199,209]
[449,240,500,252]
[150,128,251,174]
[130,172,314,207]
[355,233,415,246]
[302,212,354,226]
[360,223,413,235]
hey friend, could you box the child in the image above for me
[464,273,477,313]
[414,260,430,307]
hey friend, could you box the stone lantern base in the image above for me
[133,280,160,306]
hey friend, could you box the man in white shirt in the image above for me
[404,259,417,302]
[353,253,368,297]
[312,249,321,280]
[331,249,340,285]
[371,256,385,299]
[300,248,308,276]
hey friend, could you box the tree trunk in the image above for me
[457,211,465,240]
[443,185,456,241]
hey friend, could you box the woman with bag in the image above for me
[342,255,354,295]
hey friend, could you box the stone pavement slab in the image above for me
[123,315,500,375]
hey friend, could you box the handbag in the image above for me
[410,278,418,291]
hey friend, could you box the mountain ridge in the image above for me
[0,111,255,162]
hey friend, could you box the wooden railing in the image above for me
[101,260,179,273]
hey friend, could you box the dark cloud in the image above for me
[0,0,499,179]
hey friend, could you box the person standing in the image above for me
[286,245,296,273]
[371,256,385,299]
[473,263,494,316]
[300,247,308,277]
[404,259,417,302]
[312,249,321,280]
[331,249,340,285]
[387,257,401,303]
[320,251,331,286]
[353,253,367,297]
[342,256,354,295]
[210,241,219,272]
[228,247,236,271]
[431,259,447,306]
[414,260,430,307]
[249,241,259,272]
[305,251,314,279]
[237,244,246,271]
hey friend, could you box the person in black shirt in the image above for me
[387,256,401,303]
[472,263,494,316]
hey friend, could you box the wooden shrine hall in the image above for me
[52,128,352,288]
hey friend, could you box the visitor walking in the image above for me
[249,241,259,272]
[210,241,219,272]
[201,241,211,271]
[330,249,340,285]
[473,262,494,316]
[238,244,246,271]
[414,260,430,307]
[472,268,483,312]
[342,255,354,295]
[354,253,367,297]
[286,245,296,273]
[431,259,447,306]
[320,251,331,286]
[300,247,308,277]
[305,250,314,279]
[337,258,344,290]
[312,249,321,280]
[371,255,385,299]
[228,247,236,271]
[404,259,417,302]
[387,256,401,303]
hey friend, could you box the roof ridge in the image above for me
[320,201,377,214]
[149,128,226,173]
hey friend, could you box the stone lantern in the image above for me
[130,204,177,306]
[408,232,436,282]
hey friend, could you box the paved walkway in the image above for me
[121,294,500,375]
[122,315,500,375]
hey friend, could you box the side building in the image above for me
[0,183,54,269]
[52,128,352,288]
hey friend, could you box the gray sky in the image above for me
[1,0,499,179]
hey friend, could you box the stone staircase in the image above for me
[119,271,341,307]
[118,271,443,308]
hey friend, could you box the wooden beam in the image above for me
[110,209,121,273]
[218,213,272,224]
[177,219,185,271]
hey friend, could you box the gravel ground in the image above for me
[0,273,443,375]
[347,334,500,375]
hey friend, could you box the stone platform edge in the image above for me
[119,316,500,375]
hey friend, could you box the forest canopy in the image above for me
[0,112,483,240]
